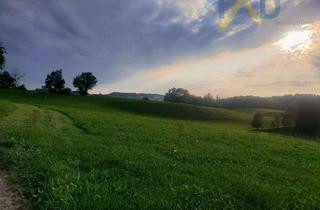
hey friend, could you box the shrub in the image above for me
[251,113,264,129]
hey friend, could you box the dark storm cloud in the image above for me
[0,0,223,88]
[0,0,311,90]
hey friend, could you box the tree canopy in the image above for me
[45,69,66,93]
[164,88,191,103]
[73,72,97,96]
[0,70,15,89]
[0,44,6,70]
[251,113,264,129]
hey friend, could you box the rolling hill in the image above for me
[0,89,319,209]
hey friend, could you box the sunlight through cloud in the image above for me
[276,28,315,55]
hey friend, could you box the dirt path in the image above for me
[0,103,80,210]
[0,164,26,210]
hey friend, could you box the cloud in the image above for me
[98,21,320,97]
[0,0,319,95]
[1,0,222,87]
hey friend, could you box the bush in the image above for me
[251,113,264,129]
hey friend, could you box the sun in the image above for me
[276,29,315,55]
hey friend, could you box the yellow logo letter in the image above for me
[219,0,261,32]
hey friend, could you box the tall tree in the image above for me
[203,93,215,106]
[45,69,66,93]
[73,72,97,96]
[164,88,191,103]
[0,70,15,89]
[11,69,25,87]
[0,44,6,71]
[251,113,264,129]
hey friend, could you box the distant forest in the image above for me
[163,88,320,110]
[217,95,320,110]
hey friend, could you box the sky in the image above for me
[0,0,319,97]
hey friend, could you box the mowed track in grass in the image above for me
[0,89,319,209]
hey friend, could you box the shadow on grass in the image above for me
[105,98,249,123]
[259,127,320,142]
[0,141,15,148]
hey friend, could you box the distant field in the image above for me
[234,108,285,114]
[0,89,319,209]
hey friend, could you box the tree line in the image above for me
[164,88,320,135]
[251,100,320,135]
[164,87,320,110]
[164,88,222,107]
[0,45,26,90]
[251,112,294,130]
[44,70,97,95]
[0,43,97,96]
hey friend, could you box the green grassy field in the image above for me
[0,89,320,209]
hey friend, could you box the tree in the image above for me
[11,69,25,87]
[251,113,264,129]
[0,70,15,89]
[203,93,215,106]
[73,72,97,96]
[273,115,281,128]
[45,69,66,93]
[16,84,27,91]
[281,113,294,127]
[164,88,191,103]
[0,44,6,71]
[216,94,221,106]
[295,101,320,134]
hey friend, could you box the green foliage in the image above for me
[0,70,16,89]
[251,113,264,129]
[0,90,320,209]
[73,72,97,96]
[164,88,191,103]
[0,44,6,70]
[44,69,67,94]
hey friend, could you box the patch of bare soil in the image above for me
[0,164,26,210]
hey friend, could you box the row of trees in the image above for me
[0,43,97,95]
[251,113,294,130]
[164,88,320,111]
[164,88,221,106]
[165,87,320,134]
[0,44,27,90]
[44,70,97,95]
[251,101,320,135]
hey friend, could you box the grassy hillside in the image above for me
[0,89,320,209]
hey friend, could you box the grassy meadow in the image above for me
[0,89,320,209]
